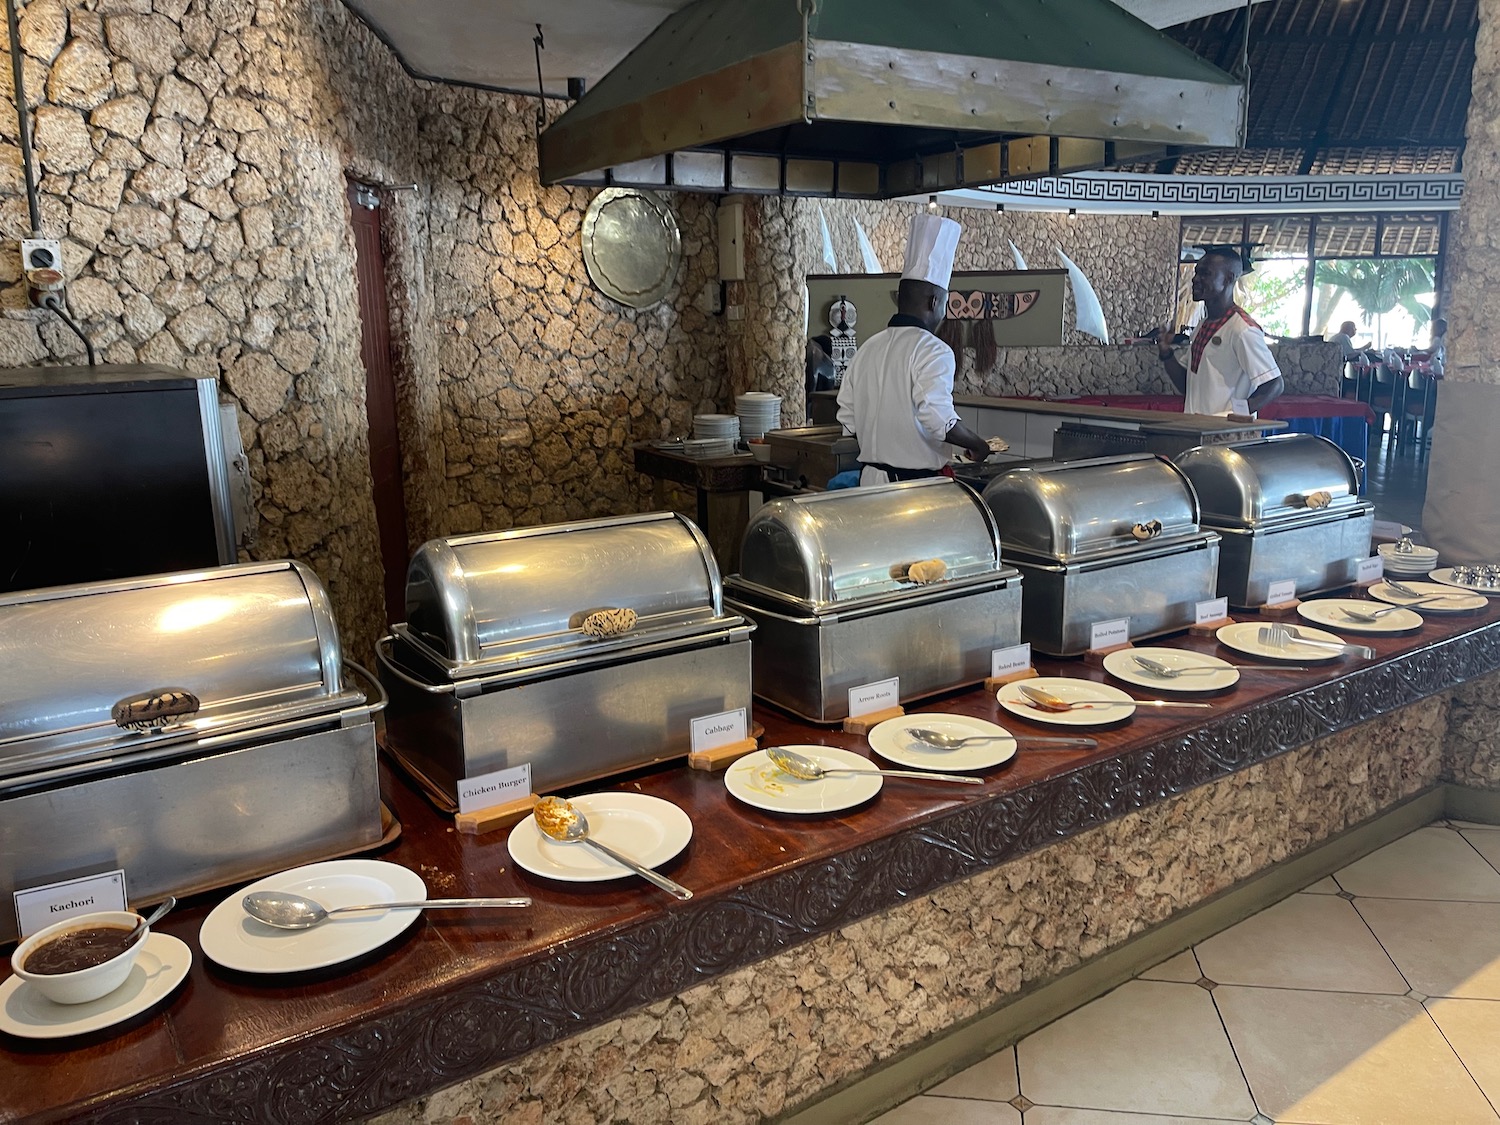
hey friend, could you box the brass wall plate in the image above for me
[581,188,682,309]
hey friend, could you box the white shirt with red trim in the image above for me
[1186,308,1280,416]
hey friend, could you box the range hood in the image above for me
[539,0,1246,198]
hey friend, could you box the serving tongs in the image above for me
[1258,622,1374,660]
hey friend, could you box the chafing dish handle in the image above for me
[374,635,459,695]
[343,659,389,715]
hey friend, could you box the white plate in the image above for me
[1298,598,1423,634]
[1216,621,1345,663]
[1369,580,1489,614]
[1372,523,1414,541]
[996,677,1137,727]
[1429,567,1500,597]
[1103,647,1240,693]
[507,792,692,882]
[867,713,1017,772]
[725,746,883,815]
[0,933,189,1039]
[199,859,426,974]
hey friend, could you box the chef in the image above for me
[836,214,992,485]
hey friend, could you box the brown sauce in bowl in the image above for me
[24,924,136,975]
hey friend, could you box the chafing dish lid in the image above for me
[981,453,1202,561]
[1174,434,1361,527]
[731,478,1004,608]
[401,511,727,666]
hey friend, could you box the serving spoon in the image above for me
[243,890,532,929]
[532,796,693,900]
[125,896,176,947]
[766,746,982,785]
[1018,684,1211,711]
[906,727,1097,750]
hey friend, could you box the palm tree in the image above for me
[1313,258,1436,345]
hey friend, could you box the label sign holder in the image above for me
[15,869,129,940]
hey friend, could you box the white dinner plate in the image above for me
[867,713,1017,772]
[199,859,426,974]
[996,677,1137,727]
[725,746,883,815]
[1429,568,1500,597]
[1103,647,1240,693]
[1215,621,1345,663]
[1369,580,1488,614]
[1372,523,1414,542]
[507,792,692,882]
[0,933,189,1039]
[1297,598,1423,634]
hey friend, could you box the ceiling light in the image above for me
[928,195,939,213]
[1152,210,1160,220]
[1068,208,1077,218]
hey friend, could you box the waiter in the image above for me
[837,214,991,485]
[1157,245,1284,417]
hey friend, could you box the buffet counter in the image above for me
[4,601,1500,1124]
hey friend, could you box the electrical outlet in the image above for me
[20,238,61,273]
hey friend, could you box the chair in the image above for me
[1370,349,1413,447]
[1400,355,1439,459]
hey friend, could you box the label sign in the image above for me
[1266,578,1298,606]
[990,642,1032,679]
[15,870,128,940]
[1355,556,1384,584]
[1372,520,1406,541]
[848,677,900,718]
[691,707,747,753]
[1089,618,1130,651]
[458,762,532,815]
[1195,596,1230,626]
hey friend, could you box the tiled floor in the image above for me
[1362,431,1429,531]
[871,821,1500,1125]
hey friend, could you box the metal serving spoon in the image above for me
[766,746,982,785]
[1383,577,1467,603]
[1018,684,1211,711]
[1339,600,1441,623]
[1130,655,1309,677]
[125,896,176,947]
[243,890,532,929]
[532,796,693,900]
[905,727,1097,750]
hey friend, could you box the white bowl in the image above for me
[748,441,771,463]
[11,911,146,1004]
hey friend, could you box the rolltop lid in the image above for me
[1174,434,1361,527]
[980,453,1203,562]
[399,511,731,673]
[730,478,1005,611]
[0,561,356,782]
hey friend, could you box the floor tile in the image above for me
[1214,985,1497,1125]
[1024,1110,1250,1125]
[1461,830,1500,874]
[868,1095,1020,1124]
[1333,827,1500,902]
[1138,949,1201,983]
[1449,820,1500,831]
[1016,981,1255,1119]
[929,1047,1019,1102]
[1427,998,1500,1108]
[1193,892,1407,994]
[1357,898,1500,999]
[1302,876,1340,894]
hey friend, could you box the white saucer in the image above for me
[868,713,1017,772]
[1216,621,1344,663]
[1429,568,1500,597]
[1369,580,1488,614]
[997,677,1137,727]
[1103,647,1239,693]
[725,746,883,814]
[200,859,426,974]
[508,792,692,882]
[1297,598,1423,634]
[0,933,189,1039]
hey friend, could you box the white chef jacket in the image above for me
[836,323,959,482]
[1184,307,1280,416]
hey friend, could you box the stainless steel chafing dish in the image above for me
[723,479,1023,722]
[981,453,1221,656]
[764,425,860,489]
[377,512,753,808]
[1174,433,1374,607]
[0,562,384,943]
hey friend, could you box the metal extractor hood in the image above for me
[539,0,1247,198]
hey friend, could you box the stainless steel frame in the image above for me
[1214,509,1376,608]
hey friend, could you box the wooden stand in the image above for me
[984,667,1039,692]
[687,736,759,772]
[1084,641,1134,666]
[1189,615,1238,636]
[455,794,538,837]
[842,705,905,734]
[1257,598,1303,617]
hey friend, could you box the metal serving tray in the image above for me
[724,479,1023,722]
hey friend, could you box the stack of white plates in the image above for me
[1378,541,1439,578]
[735,393,781,440]
[692,413,740,443]
[681,437,736,458]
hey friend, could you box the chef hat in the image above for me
[901,214,961,289]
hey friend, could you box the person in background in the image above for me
[1156,247,1284,418]
[836,214,991,485]
[805,334,836,415]
[1422,317,1447,377]
[1328,320,1366,360]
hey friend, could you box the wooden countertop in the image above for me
[5,595,1500,1124]
[953,395,1288,434]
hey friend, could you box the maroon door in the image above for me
[346,178,411,624]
